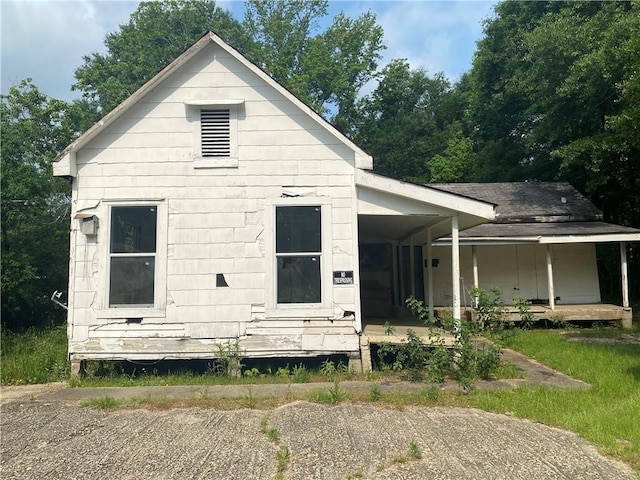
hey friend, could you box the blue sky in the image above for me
[1,0,497,101]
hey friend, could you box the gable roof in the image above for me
[53,31,372,176]
[355,171,497,241]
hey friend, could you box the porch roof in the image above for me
[355,171,497,242]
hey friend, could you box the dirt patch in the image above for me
[564,333,640,345]
[0,382,67,405]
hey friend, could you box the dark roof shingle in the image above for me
[429,182,602,223]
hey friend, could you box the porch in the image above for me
[488,303,633,328]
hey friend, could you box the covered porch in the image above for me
[354,170,496,331]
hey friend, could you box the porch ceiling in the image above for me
[358,213,489,243]
[355,170,496,244]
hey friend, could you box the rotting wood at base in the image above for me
[70,360,87,377]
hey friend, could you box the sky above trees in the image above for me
[0,0,497,101]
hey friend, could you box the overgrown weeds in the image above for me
[313,379,347,404]
[1,325,69,384]
[375,293,507,388]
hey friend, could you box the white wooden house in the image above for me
[54,33,639,373]
[54,32,496,373]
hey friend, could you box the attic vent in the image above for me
[201,109,230,157]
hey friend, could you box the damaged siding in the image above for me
[67,42,360,360]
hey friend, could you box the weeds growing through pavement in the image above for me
[368,383,381,402]
[313,379,347,404]
[275,445,289,480]
[80,395,121,409]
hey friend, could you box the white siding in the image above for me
[68,43,359,360]
[430,243,601,306]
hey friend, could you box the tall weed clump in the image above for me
[376,292,508,387]
[1,325,69,384]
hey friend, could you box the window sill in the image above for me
[96,308,166,319]
[193,157,238,169]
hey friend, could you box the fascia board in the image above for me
[538,233,640,244]
[207,32,373,167]
[355,170,496,220]
[433,237,542,245]
[54,34,212,166]
[52,151,76,177]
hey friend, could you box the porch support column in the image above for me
[472,245,479,306]
[546,244,555,310]
[425,227,434,320]
[392,241,400,306]
[409,236,416,298]
[621,242,629,308]
[451,215,461,325]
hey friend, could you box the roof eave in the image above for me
[356,170,497,220]
[54,32,373,176]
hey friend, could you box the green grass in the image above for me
[472,329,640,474]
[1,325,69,384]
[3,325,638,473]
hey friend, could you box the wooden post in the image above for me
[452,216,461,326]
[398,242,405,306]
[409,236,416,299]
[472,245,479,307]
[620,242,629,308]
[546,244,555,310]
[426,227,434,320]
[392,241,399,306]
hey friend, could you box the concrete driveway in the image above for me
[1,393,636,480]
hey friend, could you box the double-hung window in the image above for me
[276,206,322,304]
[109,206,157,307]
[266,198,333,317]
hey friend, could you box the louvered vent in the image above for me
[201,109,230,157]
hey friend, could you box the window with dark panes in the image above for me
[109,206,157,307]
[276,206,321,304]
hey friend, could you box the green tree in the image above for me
[73,0,247,115]
[354,59,466,182]
[469,0,640,300]
[242,0,384,127]
[468,0,564,183]
[469,1,639,228]
[428,123,474,182]
[1,80,76,331]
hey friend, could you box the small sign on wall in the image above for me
[333,271,354,285]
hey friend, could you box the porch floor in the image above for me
[469,303,632,327]
[362,317,456,347]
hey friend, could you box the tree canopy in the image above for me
[73,0,384,128]
[73,0,247,115]
[353,59,469,182]
[3,0,640,331]
[1,81,77,330]
[469,0,639,227]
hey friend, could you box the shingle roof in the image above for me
[429,182,602,223]
[458,221,640,238]
[428,182,640,241]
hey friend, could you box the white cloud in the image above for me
[1,0,496,102]
[338,0,496,81]
[1,0,139,100]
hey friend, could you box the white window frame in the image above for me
[185,99,243,169]
[265,197,333,318]
[97,200,167,319]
